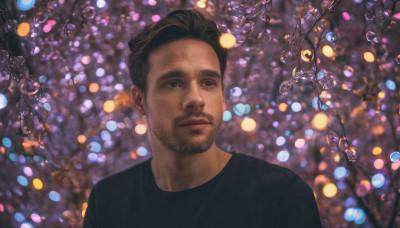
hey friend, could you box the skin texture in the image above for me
[131,39,231,192]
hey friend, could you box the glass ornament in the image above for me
[292,67,306,80]
[317,19,328,31]
[82,6,96,19]
[366,31,378,43]
[34,11,50,24]
[301,49,314,62]
[225,1,244,16]
[346,146,358,162]
[18,78,40,96]
[319,73,336,90]
[63,23,76,36]
[343,65,354,77]
[376,10,389,23]
[279,80,294,95]
[244,5,261,20]
[325,32,336,42]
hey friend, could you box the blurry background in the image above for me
[0,0,399,227]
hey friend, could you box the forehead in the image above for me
[147,39,220,81]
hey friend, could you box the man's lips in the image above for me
[179,118,211,126]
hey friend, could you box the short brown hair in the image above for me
[128,9,228,92]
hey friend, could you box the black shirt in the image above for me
[83,152,322,228]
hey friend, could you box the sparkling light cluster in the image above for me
[0,0,399,227]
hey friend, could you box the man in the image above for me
[83,9,322,228]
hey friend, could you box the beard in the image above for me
[150,111,222,154]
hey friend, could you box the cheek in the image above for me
[146,98,176,121]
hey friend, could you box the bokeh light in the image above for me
[372,146,382,155]
[17,0,36,11]
[277,150,290,162]
[103,100,115,112]
[311,112,329,130]
[373,159,384,169]
[17,176,28,186]
[89,83,99,93]
[390,152,400,162]
[0,93,7,109]
[322,45,334,58]
[49,191,61,202]
[323,183,337,198]
[363,52,375,62]
[219,33,236,49]
[371,173,385,188]
[77,135,87,144]
[32,178,43,190]
[136,147,148,156]
[241,118,256,132]
[17,22,30,37]
[334,166,348,180]
[135,124,147,135]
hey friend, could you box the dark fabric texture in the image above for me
[83,152,322,228]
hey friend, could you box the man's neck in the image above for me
[150,144,232,192]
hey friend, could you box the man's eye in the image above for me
[204,81,216,87]
[166,81,180,88]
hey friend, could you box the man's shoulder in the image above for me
[232,152,302,186]
[93,159,149,192]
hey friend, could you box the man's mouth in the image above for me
[179,118,211,129]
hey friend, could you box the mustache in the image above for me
[173,112,215,126]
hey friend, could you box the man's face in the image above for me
[134,38,225,154]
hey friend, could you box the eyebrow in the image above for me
[155,69,221,84]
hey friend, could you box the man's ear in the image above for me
[131,85,146,116]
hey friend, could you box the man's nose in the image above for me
[183,84,205,112]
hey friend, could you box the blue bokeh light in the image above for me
[337,181,347,190]
[21,222,34,228]
[233,103,245,116]
[277,150,290,162]
[106,120,118,131]
[14,212,25,222]
[96,68,105,77]
[101,130,111,141]
[385,80,396,91]
[17,0,36,11]
[276,136,286,146]
[390,151,400,162]
[17,176,28,186]
[345,197,356,207]
[305,129,314,137]
[49,191,61,202]
[9,153,18,162]
[244,104,251,114]
[96,0,106,8]
[344,208,365,223]
[38,75,46,83]
[334,166,348,180]
[88,153,98,162]
[137,146,148,156]
[371,173,385,188]
[90,141,101,153]
[2,137,12,147]
[352,208,366,225]
[223,110,232,121]
[291,102,301,112]
[230,87,242,97]
[44,103,52,111]
[0,93,7,109]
